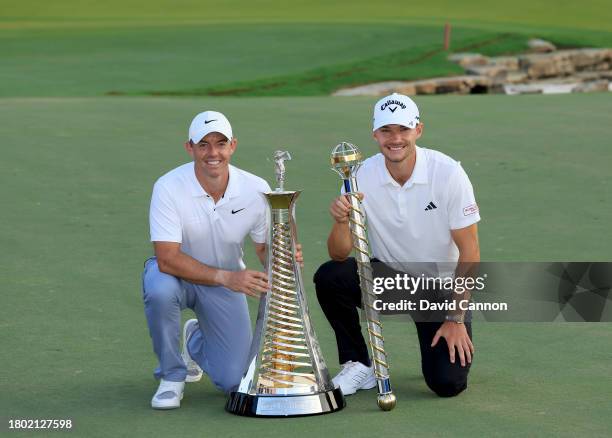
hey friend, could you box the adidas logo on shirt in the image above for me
[424,201,437,211]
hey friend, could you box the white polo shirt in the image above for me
[352,146,480,276]
[150,162,271,271]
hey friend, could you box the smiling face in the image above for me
[373,123,423,164]
[185,131,237,179]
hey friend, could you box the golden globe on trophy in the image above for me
[226,150,345,417]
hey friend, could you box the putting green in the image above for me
[1,94,610,436]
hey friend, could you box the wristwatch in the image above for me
[445,313,465,324]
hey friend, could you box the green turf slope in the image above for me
[3,0,611,31]
[0,23,488,97]
[1,94,611,437]
[2,1,611,97]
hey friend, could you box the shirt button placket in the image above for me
[398,189,406,216]
[205,195,219,221]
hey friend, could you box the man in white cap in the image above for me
[142,111,289,409]
[315,93,480,397]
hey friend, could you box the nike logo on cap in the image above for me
[204,119,217,124]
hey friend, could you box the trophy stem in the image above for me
[346,188,396,411]
[331,142,396,412]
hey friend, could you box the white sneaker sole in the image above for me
[151,393,184,410]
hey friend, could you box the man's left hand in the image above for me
[431,321,474,367]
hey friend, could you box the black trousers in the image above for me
[314,258,472,398]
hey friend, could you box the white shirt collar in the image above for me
[188,163,241,198]
[378,145,428,188]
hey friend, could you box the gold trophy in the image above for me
[330,142,397,411]
[226,151,345,417]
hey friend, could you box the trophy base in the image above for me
[226,388,345,417]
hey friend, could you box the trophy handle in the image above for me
[344,178,396,411]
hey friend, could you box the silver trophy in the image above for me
[330,142,397,411]
[226,151,345,417]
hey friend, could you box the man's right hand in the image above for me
[217,270,269,297]
[329,193,364,224]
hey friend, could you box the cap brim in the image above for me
[373,119,418,131]
[190,127,232,143]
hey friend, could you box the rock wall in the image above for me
[333,40,612,96]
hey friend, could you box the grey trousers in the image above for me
[142,258,252,392]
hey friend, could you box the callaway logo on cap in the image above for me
[372,93,420,131]
[189,110,233,143]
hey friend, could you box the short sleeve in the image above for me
[150,181,182,242]
[249,181,272,244]
[447,164,481,230]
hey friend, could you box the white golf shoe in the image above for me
[181,319,203,383]
[332,361,377,395]
[151,379,185,410]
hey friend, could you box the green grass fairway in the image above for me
[3,0,611,31]
[2,1,611,435]
[0,23,490,97]
[1,94,611,437]
[2,1,611,97]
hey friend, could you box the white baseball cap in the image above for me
[188,110,233,143]
[372,93,420,131]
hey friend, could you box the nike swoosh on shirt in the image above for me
[231,208,246,214]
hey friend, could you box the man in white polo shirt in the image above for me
[142,110,273,409]
[315,93,480,398]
